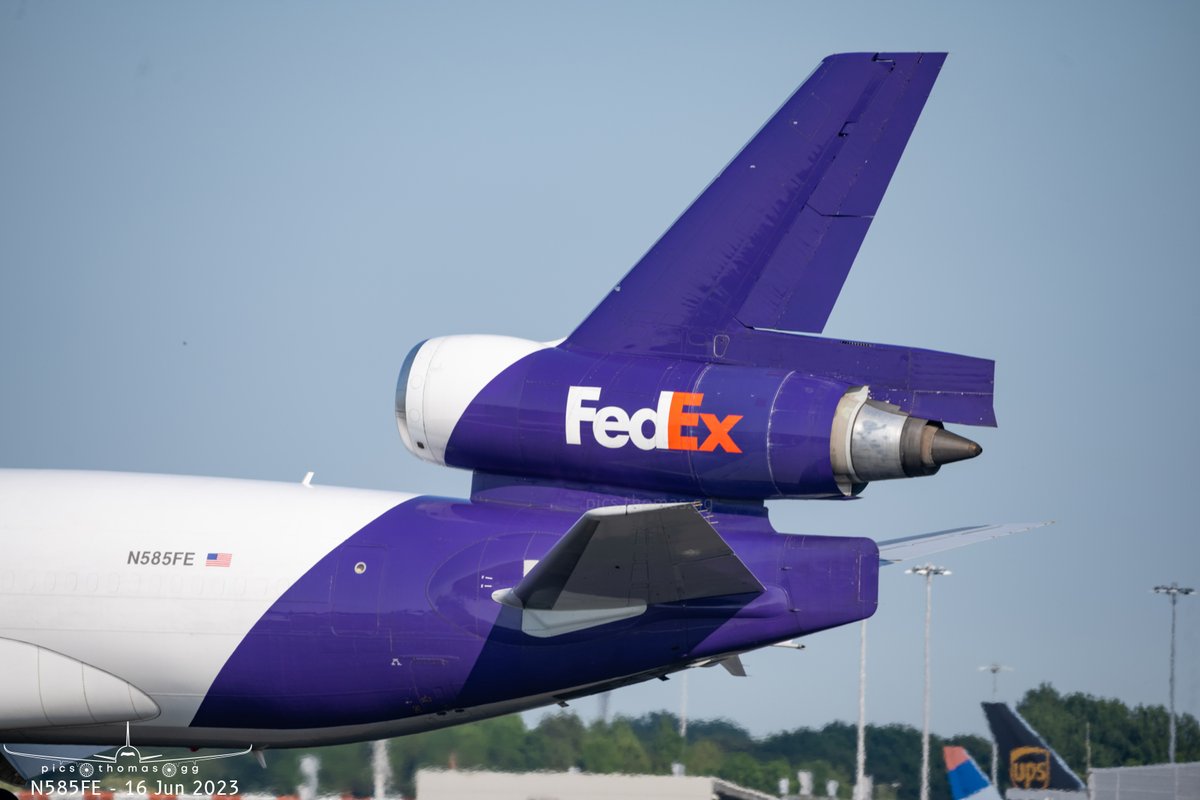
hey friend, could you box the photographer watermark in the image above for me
[4,723,251,796]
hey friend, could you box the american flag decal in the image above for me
[206,552,232,568]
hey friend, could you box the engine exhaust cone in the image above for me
[929,428,982,466]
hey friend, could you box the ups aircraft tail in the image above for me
[983,702,1086,792]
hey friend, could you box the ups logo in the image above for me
[1009,746,1051,789]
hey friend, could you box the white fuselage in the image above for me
[0,469,412,736]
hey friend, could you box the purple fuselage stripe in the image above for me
[192,495,877,730]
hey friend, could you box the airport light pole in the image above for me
[1153,582,1194,763]
[979,663,1012,699]
[679,672,687,738]
[371,739,392,800]
[978,663,1012,785]
[854,620,868,800]
[908,564,951,800]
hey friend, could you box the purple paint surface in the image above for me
[443,341,990,502]
[566,53,947,353]
[194,494,876,730]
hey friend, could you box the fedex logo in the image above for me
[565,386,742,453]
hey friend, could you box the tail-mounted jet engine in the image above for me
[829,386,980,496]
[395,335,982,500]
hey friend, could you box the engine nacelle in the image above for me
[828,387,980,495]
[396,338,981,500]
[395,335,549,465]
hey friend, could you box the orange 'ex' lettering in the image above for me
[667,393,742,453]
[699,413,742,453]
[667,392,703,450]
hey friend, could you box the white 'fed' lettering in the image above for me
[564,385,742,453]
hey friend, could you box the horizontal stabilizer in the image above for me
[877,522,1051,565]
[494,503,763,638]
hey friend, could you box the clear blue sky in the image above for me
[2,1,1198,742]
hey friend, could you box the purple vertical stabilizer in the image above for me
[566,53,947,356]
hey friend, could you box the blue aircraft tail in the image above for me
[944,746,1003,800]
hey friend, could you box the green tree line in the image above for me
[175,712,985,800]
[1018,683,1199,773]
[80,685,1197,800]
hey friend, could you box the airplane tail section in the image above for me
[395,52,994,504]
[982,702,1086,792]
[944,746,1003,800]
[566,52,947,356]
